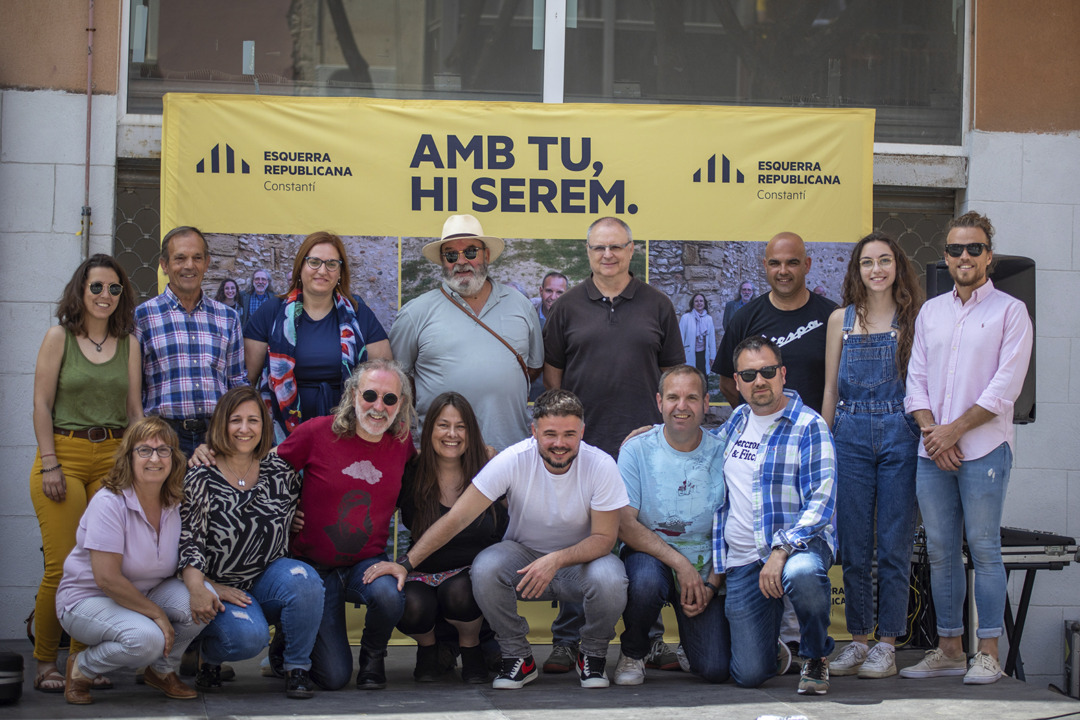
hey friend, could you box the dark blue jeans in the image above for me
[308,554,405,690]
[198,558,324,671]
[724,537,834,688]
[620,550,730,683]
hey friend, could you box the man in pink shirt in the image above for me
[900,211,1033,685]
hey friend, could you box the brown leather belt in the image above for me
[53,426,124,442]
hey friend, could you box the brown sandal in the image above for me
[33,667,65,693]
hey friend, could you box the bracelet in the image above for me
[704,581,719,595]
[41,465,62,473]
[396,554,414,573]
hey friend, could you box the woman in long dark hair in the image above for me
[395,392,506,683]
[30,254,141,693]
[214,277,247,327]
[822,232,923,679]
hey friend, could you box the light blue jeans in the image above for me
[197,557,324,671]
[916,442,1012,639]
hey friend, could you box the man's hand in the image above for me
[921,423,962,460]
[759,549,788,598]
[187,443,217,468]
[674,560,708,609]
[934,445,964,472]
[362,560,409,591]
[290,510,305,535]
[516,554,561,599]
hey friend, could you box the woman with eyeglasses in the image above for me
[244,231,392,441]
[29,254,142,694]
[821,232,923,679]
[385,392,506,684]
[214,277,247,328]
[56,417,199,705]
[179,386,323,699]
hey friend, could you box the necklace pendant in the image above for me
[238,479,246,487]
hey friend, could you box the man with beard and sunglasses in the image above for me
[711,336,837,696]
[364,389,629,690]
[899,211,1032,685]
[390,214,543,451]
[275,359,417,691]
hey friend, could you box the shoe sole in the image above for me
[579,677,610,688]
[493,669,538,689]
[797,685,829,695]
[859,667,897,679]
[829,665,862,676]
[613,674,644,686]
[963,672,1002,685]
[286,689,315,699]
[899,667,967,678]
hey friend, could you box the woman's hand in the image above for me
[188,583,225,624]
[187,443,217,468]
[362,560,408,590]
[152,614,176,659]
[209,581,251,608]
[290,510,305,535]
[41,466,67,502]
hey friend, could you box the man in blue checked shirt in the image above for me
[135,226,247,456]
[711,335,836,695]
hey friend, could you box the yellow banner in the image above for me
[162,94,873,242]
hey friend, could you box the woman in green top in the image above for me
[30,254,142,693]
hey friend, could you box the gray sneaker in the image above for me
[899,648,968,678]
[830,641,868,676]
[858,643,896,679]
[776,639,792,676]
[797,657,829,695]
[542,644,578,674]
[644,639,680,670]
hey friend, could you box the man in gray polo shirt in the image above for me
[390,214,544,451]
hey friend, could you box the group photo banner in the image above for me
[161,94,874,242]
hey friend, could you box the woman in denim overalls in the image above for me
[822,232,924,679]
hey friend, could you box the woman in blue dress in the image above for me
[245,231,392,441]
[822,232,923,679]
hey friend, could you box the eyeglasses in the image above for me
[734,365,781,383]
[944,243,989,258]
[361,389,399,406]
[134,445,173,459]
[89,281,124,296]
[586,240,633,254]
[304,256,343,271]
[858,257,894,270]
[442,247,483,263]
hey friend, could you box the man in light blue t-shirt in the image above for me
[613,365,729,686]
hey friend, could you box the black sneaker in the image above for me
[798,657,830,695]
[195,663,222,692]
[492,655,538,689]
[576,651,610,688]
[285,668,314,699]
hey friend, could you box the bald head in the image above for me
[763,231,811,305]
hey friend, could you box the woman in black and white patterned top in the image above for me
[180,386,323,700]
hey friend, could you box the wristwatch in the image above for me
[396,554,414,573]
[772,541,795,557]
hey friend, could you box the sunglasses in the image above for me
[89,281,124,296]
[442,247,483,263]
[734,365,781,383]
[361,389,399,406]
[944,243,989,258]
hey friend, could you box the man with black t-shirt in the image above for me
[713,232,836,413]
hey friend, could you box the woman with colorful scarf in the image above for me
[244,232,392,442]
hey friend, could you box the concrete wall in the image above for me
[0,88,118,636]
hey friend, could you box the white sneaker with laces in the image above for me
[963,652,1002,685]
[858,643,896,679]
[613,653,645,686]
[829,642,867,676]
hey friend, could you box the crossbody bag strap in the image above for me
[439,286,530,382]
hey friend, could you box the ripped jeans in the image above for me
[197,557,324,672]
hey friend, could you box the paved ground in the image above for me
[2,640,1078,720]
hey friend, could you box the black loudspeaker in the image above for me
[0,651,23,705]
[925,255,1036,424]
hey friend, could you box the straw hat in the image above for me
[421,214,505,264]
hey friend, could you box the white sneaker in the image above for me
[899,647,968,678]
[858,643,896,679]
[830,642,867,676]
[675,644,690,673]
[963,652,1002,685]
[613,653,645,686]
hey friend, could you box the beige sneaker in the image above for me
[963,652,1002,685]
[899,647,967,678]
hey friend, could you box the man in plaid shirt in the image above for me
[135,226,247,456]
[710,335,836,695]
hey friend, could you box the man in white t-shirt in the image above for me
[711,336,837,695]
[363,389,628,690]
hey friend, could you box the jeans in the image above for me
[833,406,919,637]
[197,558,324,671]
[471,541,627,659]
[308,554,405,690]
[29,433,118,662]
[916,443,1012,639]
[620,550,730,683]
[60,578,200,676]
[724,537,834,688]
